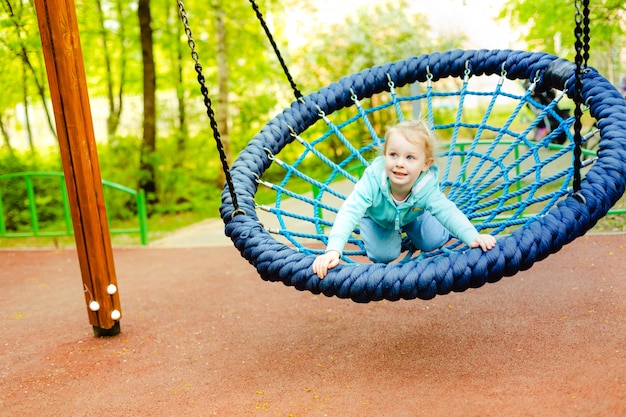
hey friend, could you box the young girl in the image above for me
[312,119,497,279]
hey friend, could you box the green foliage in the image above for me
[0,1,43,109]
[0,147,146,235]
[0,149,62,232]
[10,0,623,246]
[77,0,143,97]
[291,0,466,92]
[96,131,224,217]
[499,0,626,84]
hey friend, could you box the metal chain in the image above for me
[248,0,303,101]
[573,0,590,196]
[177,0,244,217]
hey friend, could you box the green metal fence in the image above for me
[0,172,148,245]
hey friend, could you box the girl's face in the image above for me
[384,131,434,198]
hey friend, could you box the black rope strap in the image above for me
[573,0,590,195]
[248,0,303,101]
[177,0,243,217]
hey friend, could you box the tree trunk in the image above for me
[0,114,14,154]
[114,0,128,135]
[21,62,35,153]
[137,0,157,209]
[95,0,124,138]
[25,47,58,142]
[4,0,57,142]
[174,7,187,162]
[214,1,229,187]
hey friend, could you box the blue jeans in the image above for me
[359,212,449,263]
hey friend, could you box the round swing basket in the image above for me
[220,49,626,302]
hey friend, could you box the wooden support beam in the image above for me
[34,0,122,336]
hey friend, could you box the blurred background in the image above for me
[0,0,624,246]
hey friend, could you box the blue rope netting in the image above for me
[220,49,626,302]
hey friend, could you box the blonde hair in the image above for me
[383,119,436,160]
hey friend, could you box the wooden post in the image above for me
[34,0,122,336]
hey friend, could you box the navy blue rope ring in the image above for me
[220,49,626,302]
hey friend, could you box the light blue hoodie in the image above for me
[326,156,478,255]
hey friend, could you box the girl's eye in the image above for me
[407,155,415,160]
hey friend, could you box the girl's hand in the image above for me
[312,250,341,279]
[470,234,497,252]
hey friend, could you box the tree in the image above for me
[137,0,157,208]
[171,0,290,174]
[213,0,229,187]
[0,0,310,214]
[0,0,56,149]
[78,0,142,140]
[170,3,187,161]
[0,112,13,153]
[94,0,127,138]
[499,0,626,84]
[291,0,447,91]
[0,45,19,152]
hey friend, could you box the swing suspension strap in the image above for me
[177,0,243,216]
[248,0,303,101]
[573,0,590,194]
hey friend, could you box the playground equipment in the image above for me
[180,1,626,302]
[34,0,121,336]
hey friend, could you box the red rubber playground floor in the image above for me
[1,233,625,416]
